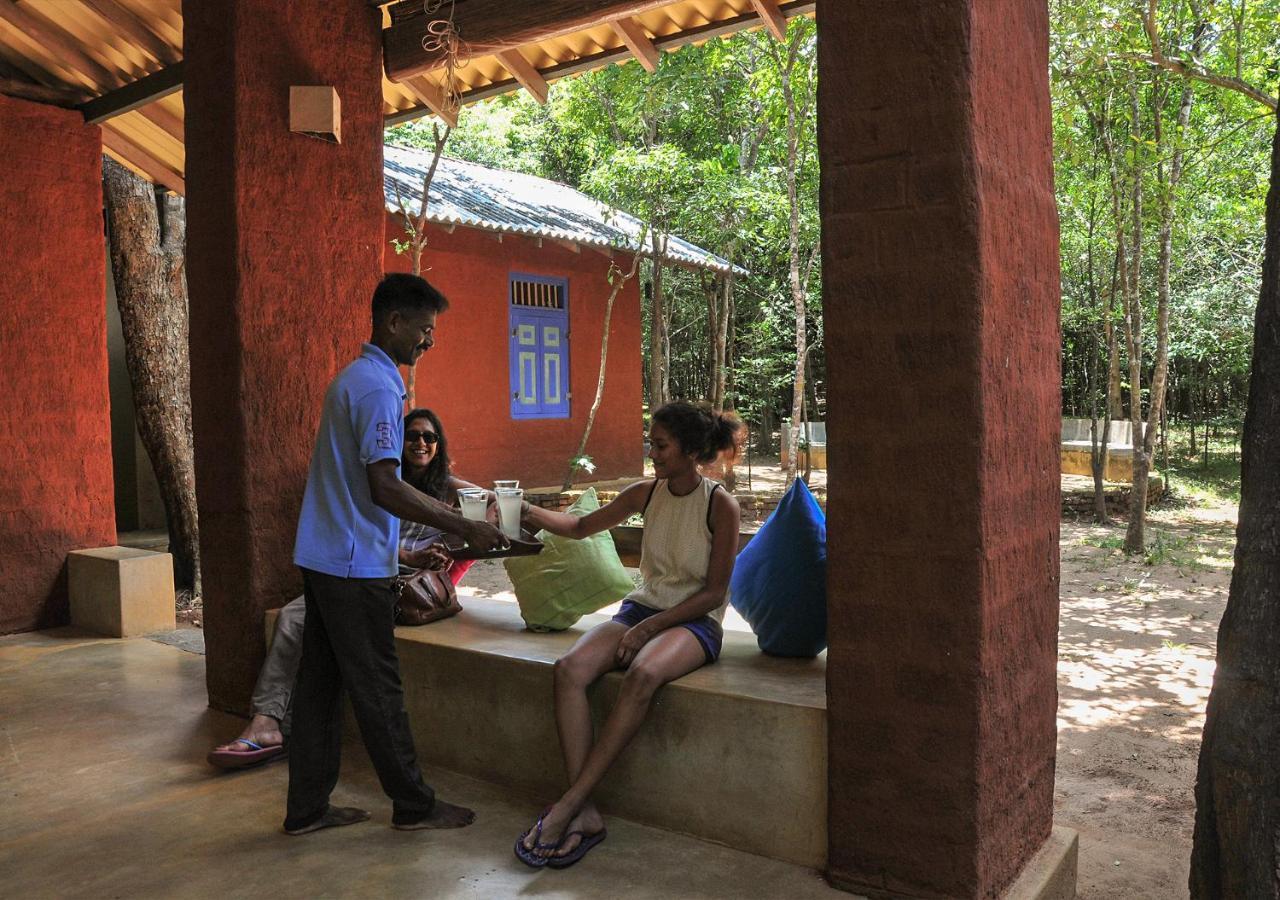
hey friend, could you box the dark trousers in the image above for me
[284,568,435,830]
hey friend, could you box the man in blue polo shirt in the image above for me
[284,273,507,836]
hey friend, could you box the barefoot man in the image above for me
[283,273,507,835]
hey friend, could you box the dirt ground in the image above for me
[1055,498,1234,899]
[463,467,1230,899]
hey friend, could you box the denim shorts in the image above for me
[611,600,724,664]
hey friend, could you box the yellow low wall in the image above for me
[1061,447,1133,482]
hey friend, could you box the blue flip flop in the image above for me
[207,738,287,770]
[546,828,607,869]
[513,809,558,868]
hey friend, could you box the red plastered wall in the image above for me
[383,215,645,488]
[820,1,1059,896]
[185,0,386,711]
[0,94,115,633]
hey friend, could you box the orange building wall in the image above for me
[0,95,115,634]
[384,214,645,488]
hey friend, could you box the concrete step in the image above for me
[393,597,828,868]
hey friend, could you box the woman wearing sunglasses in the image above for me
[207,408,478,769]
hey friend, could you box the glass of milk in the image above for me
[458,489,489,522]
[495,487,524,539]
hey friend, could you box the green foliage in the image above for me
[1054,0,1275,436]
[382,4,1270,475]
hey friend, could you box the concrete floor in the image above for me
[0,628,848,900]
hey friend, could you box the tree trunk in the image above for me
[1107,332,1125,420]
[713,272,733,412]
[562,250,643,491]
[779,35,807,486]
[102,158,200,594]
[1122,81,1148,554]
[1189,101,1280,900]
[391,124,451,410]
[648,231,670,409]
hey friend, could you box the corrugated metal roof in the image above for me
[383,145,742,275]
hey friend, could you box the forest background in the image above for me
[386,1,1277,501]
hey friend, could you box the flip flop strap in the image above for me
[233,739,264,751]
[532,815,562,851]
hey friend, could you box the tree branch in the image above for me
[1111,0,1277,111]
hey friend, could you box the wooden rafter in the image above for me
[401,76,458,127]
[384,1,816,128]
[0,76,84,107]
[79,0,179,66]
[552,238,581,254]
[102,125,184,194]
[383,0,672,82]
[495,48,549,104]
[0,0,122,90]
[136,101,183,143]
[609,17,659,72]
[0,40,65,89]
[749,0,788,41]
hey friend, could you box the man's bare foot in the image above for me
[550,804,606,858]
[391,799,476,830]
[282,806,370,836]
[213,713,284,752]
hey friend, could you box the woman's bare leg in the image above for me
[535,627,707,857]
[521,622,625,852]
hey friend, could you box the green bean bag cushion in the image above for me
[504,488,635,632]
[729,478,827,657]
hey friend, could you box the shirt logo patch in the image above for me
[376,422,394,450]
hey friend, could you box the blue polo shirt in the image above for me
[294,344,406,578]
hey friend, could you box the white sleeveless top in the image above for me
[625,477,728,623]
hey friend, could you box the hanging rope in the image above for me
[421,0,470,119]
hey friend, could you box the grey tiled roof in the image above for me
[384,145,741,274]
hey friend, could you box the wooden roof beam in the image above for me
[102,126,184,194]
[384,0,671,82]
[750,0,789,41]
[401,76,458,127]
[79,0,180,66]
[609,17,659,73]
[79,62,182,124]
[0,0,122,90]
[495,48,549,104]
[552,238,581,254]
[0,76,84,107]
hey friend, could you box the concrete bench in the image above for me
[780,420,827,469]
[395,598,826,867]
[1060,417,1136,481]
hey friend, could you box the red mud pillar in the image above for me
[184,0,387,711]
[818,1,1061,896]
[0,95,115,634]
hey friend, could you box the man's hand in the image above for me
[464,519,508,552]
[616,621,658,667]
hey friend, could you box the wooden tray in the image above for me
[441,528,544,561]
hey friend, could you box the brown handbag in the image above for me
[393,567,462,626]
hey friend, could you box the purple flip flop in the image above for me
[514,809,557,868]
[546,828,607,869]
[206,738,286,770]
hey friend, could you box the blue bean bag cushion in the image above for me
[729,478,827,657]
